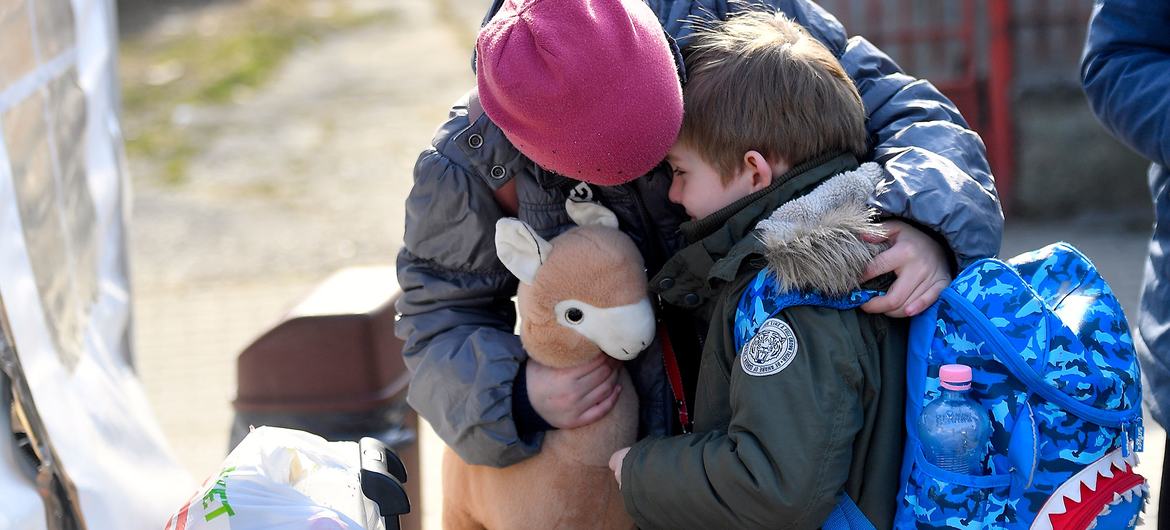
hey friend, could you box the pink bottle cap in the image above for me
[939,364,972,391]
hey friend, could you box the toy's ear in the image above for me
[565,199,619,229]
[495,218,552,284]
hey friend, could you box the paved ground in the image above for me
[125,1,1164,528]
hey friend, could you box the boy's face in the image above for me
[665,143,760,220]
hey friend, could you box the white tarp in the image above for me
[0,377,46,530]
[0,0,194,527]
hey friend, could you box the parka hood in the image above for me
[755,162,886,297]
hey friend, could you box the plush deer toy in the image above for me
[441,200,655,530]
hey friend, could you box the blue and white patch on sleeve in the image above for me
[740,318,798,377]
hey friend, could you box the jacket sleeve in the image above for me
[844,36,1002,269]
[777,0,1005,268]
[619,309,864,529]
[394,106,539,467]
[1080,0,1170,168]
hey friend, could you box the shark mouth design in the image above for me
[1031,448,1148,530]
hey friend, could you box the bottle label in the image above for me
[935,409,980,428]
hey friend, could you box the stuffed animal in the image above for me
[441,200,655,530]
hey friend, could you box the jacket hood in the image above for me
[755,162,886,297]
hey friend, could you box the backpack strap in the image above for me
[733,269,879,353]
[824,493,877,530]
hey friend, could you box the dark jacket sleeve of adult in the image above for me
[395,95,539,467]
[1080,0,1170,168]
[619,307,866,530]
[660,0,1003,267]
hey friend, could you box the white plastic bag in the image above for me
[163,427,386,530]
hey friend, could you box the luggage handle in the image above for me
[359,437,410,530]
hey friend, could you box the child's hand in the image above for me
[859,220,951,317]
[609,447,631,487]
[526,355,622,429]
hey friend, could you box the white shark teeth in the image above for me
[1110,480,1148,505]
[1050,495,1068,515]
[1030,448,1139,530]
[1102,481,1150,519]
[1083,469,1100,492]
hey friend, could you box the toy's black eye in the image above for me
[565,308,584,324]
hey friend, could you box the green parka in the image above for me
[620,154,908,529]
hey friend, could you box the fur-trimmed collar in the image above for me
[755,163,886,297]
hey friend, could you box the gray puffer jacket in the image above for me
[396,0,1003,467]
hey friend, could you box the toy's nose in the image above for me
[598,298,656,361]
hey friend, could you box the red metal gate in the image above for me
[814,0,1093,211]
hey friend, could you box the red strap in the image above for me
[493,179,519,216]
[658,324,692,434]
[167,484,203,530]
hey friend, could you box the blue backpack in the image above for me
[734,242,1147,530]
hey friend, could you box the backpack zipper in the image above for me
[939,289,1140,431]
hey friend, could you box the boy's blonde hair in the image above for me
[680,10,867,183]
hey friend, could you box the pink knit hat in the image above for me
[476,0,684,186]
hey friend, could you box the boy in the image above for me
[609,11,906,529]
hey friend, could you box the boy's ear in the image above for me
[495,218,552,284]
[743,150,773,191]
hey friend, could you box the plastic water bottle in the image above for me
[918,364,991,474]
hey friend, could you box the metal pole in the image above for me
[987,0,1016,213]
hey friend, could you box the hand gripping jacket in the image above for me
[735,242,1148,530]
